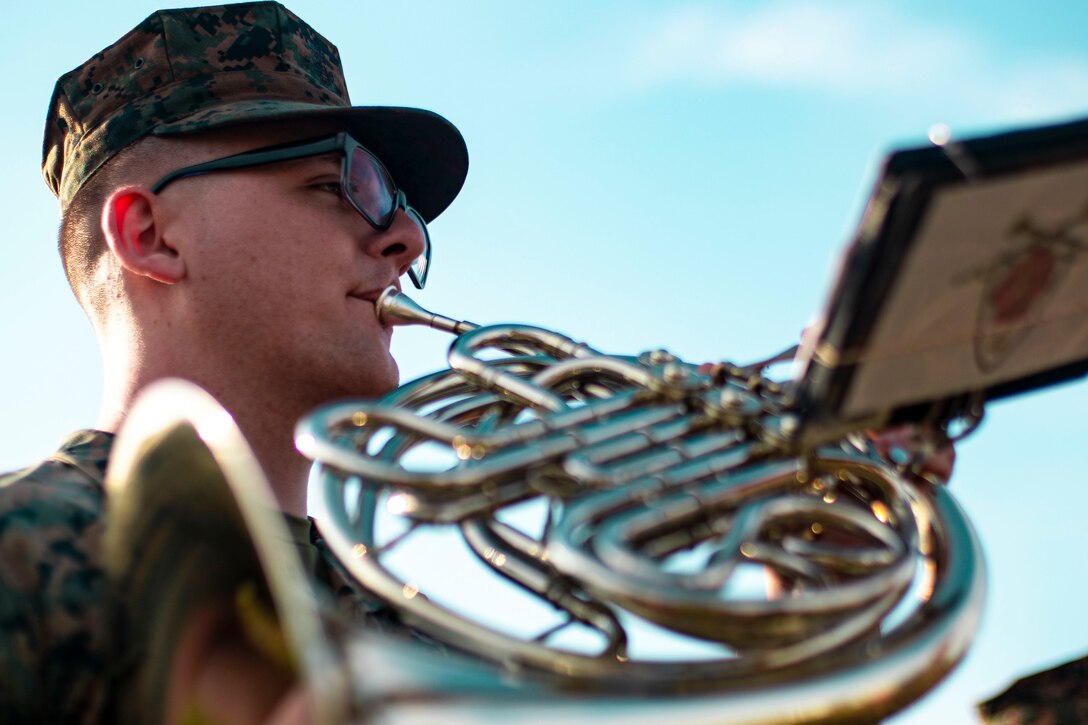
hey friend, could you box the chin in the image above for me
[342,358,401,400]
[373,355,401,393]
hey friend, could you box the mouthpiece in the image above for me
[375,287,479,335]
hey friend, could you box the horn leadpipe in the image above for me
[376,286,479,335]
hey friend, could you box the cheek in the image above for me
[191,210,337,301]
[175,181,361,349]
[205,253,335,333]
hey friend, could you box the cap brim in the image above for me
[154,102,468,223]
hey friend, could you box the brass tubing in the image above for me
[376,286,479,334]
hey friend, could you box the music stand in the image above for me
[794,116,1088,441]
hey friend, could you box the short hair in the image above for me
[57,137,175,316]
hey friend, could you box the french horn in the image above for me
[105,289,984,724]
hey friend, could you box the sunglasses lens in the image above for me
[348,146,396,225]
[407,209,431,289]
[346,141,432,289]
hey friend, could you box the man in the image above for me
[0,2,467,722]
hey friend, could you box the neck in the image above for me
[97,336,313,518]
[210,393,313,518]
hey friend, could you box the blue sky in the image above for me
[3,1,1088,721]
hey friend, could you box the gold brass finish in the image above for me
[101,290,987,723]
[104,381,349,724]
[292,289,986,722]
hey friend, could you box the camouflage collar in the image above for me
[52,429,115,486]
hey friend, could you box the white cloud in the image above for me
[623,1,1088,123]
[985,58,1088,122]
[632,3,973,88]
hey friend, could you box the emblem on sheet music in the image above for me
[955,203,1088,373]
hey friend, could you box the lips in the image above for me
[350,282,401,328]
[351,281,400,303]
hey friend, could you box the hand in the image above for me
[867,425,956,484]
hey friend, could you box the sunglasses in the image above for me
[150,132,431,289]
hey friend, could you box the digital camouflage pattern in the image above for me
[0,430,112,723]
[43,1,468,222]
[0,428,439,723]
[977,654,1088,724]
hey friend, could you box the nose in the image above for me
[360,208,428,281]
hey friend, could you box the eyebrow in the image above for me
[281,153,341,174]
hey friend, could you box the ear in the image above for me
[101,186,187,284]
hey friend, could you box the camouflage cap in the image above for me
[43,1,468,222]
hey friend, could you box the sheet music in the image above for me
[840,159,1088,416]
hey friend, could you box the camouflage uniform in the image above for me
[0,430,417,722]
[978,655,1088,724]
[0,431,112,723]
